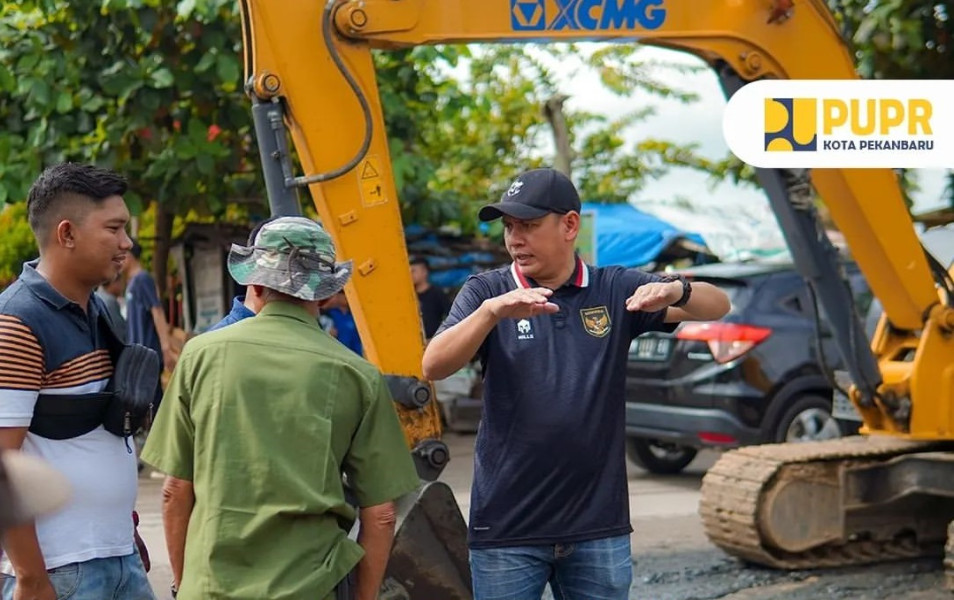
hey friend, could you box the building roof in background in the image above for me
[914,206,954,229]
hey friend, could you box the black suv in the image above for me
[624,260,871,474]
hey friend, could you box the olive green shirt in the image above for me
[141,301,420,600]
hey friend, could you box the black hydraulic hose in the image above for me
[923,243,954,309]
[806,280,853,400]
[289,0,373,186]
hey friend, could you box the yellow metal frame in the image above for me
[238,0,954,443]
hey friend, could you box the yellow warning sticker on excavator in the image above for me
[358,155,387,207]
[360,160,379,180]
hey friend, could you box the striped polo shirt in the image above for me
[0,261,138,573]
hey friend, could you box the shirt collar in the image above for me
[510,254,590,290]
[258,300,319,326]
[230,296,256,320]
[19,259,82,311]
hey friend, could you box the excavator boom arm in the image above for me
[236,0,954,588]
[239,0,953,441]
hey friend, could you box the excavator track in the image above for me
[700,435,948,570]
[945,521,954,590]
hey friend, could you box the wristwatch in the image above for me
[660,274,692,307]
[170,583,178,598]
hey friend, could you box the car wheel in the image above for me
[626,438,698,475]
[773,394,843,443]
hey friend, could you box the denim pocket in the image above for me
[47,563,81,600]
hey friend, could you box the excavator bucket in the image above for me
[380,481,473,600]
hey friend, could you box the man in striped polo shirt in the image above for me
[0,164,154,600]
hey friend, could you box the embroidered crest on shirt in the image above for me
[516,318,534,340]
[580,306,611,338]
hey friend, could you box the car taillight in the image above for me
[698,432,737,445]
[676,322,772,364]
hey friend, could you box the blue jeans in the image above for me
[2,552,155,600]
[470,534,633,600]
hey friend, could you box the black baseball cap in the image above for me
[478,168,582,222]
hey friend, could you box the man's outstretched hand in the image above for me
[625,281,682,313]
[486,287,559,320]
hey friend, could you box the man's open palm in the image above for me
[488,288,559,320]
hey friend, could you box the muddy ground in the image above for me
[134,433,952,599]
[625,448,951,600]
[633,519,947,599]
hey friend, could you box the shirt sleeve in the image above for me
[622,269,679,337]
[133,273,161,309]
[434,275,496,362]
[342,374,420,507]
[0,315,44,427]
[140,349,195,480]
[438,288,453,320]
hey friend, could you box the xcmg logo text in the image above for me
[510,0,667,32]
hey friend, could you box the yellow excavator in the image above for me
[236,0,954,596]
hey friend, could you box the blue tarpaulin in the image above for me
[405,203,710,289]
[580,202,708,268]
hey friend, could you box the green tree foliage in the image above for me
[0,0,265,291]
[377,42,726,234]
[0,0,260,213]
[830,0,953,209]
[375,44,564,235]
[1,0,744,266]
[0,203,37,288]
[832,0,952,79]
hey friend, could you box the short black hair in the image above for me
[410,256,429,268]
[27,163,127,244]
[247,216,279,246]
[130,239,143,259]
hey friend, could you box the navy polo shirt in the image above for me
[438,257,675,548]
[0,261,113,396]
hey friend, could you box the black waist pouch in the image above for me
[29,302,162,441]
[29,392,113,440]
[29,344,160,440]
[102,343,161,438]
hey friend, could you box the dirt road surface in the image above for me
[135,433,951,599]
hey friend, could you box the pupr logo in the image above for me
[723,80,950,168]
[516,318,534,340]
[764,98,817,152]
[507,180,524,197]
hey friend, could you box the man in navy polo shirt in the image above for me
[423,167,730,600]
[0,163,155,599]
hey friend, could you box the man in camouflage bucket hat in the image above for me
[227,216,353,301]
[141,215,420,600]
